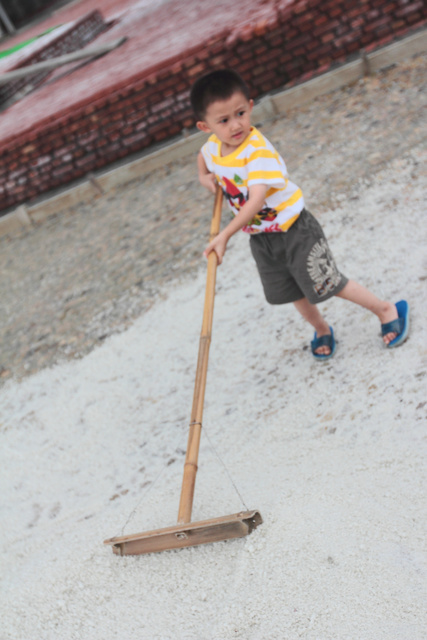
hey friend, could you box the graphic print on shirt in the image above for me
[222,176,246,211]
[307,239,342,297]
[222,176,277,231]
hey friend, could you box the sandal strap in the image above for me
[311,334,333,350]
[381,317,404,336]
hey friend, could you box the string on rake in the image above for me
[117,425,184,538]
[117,419,249,537]
[202,423,249,512]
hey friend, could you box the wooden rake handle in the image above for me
[177,185,223,524]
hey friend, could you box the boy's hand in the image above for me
[203,231,228,265]
[199,171,217,194]
[202,184,268,265]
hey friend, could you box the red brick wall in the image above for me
[0,0,426,214]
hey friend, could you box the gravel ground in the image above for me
[0,53,426,385]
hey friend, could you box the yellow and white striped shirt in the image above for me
[201,126,304,234]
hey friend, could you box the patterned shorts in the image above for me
[249,209,348,305]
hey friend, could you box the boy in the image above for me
[190,69,409,358]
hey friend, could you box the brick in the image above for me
[380,3,398,14]
[83,103,98,115]
[243,49,257,62]
[255,68,279,85]
[181,117,194,128]
[345,41,361,54]
[187,62,206,77]
[153,129,169,142]
[407,11,422,23]
[278,4,293,22]
[281,28,299,39]
[167,123,181,135]
[314,15,329,27]
[236,59,256,73]
[9,167,27,180]
[208,39,228,56]
[258,48,284,65]
[347,6,366,19]
[322,32,335,44]
[253,20,269,37]
[306,46,332,61]
[292,11,315,27]
[75,153,97,169]
[374,24,393,37]
[170,61,184,74]
[10,185,26,195]
[351,17,365,29]
[288,33,313,48]
[328,6,344,18]
[391,20,406,31]
[122,131,148,147]
[313,19,341,37]
[253,65,267,77]
[279,52,293,64]
[254,43,269,55]
[267,34,285,48]
[367,9,381,20]
[94,138,108,149]
[293,1,309,15]
[396,2,424,17]
[292,46,307,56]
[52,165,73,178]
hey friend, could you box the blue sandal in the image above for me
[381,300,410,348]
[311,326,336,360]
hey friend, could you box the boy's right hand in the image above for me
[199,172,217,194]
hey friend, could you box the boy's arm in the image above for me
[197,152,217,194]
[204,184,268,265]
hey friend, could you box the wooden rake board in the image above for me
[104,187,262,556]
[105,510,262,556]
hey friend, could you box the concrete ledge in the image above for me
[268,59,363,113]
[0,204,32,234]
[267,29,427,113]
[0,28,425,238]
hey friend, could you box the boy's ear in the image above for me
[196,121,211,133]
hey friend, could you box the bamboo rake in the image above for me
[104,186,262,555]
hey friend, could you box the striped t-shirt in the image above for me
[201,126,305,234]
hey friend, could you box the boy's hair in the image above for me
[190,69,250,121]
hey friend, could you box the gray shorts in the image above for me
[249,209,348,305]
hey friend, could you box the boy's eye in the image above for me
[238,110,245,116]
[219,118,228,124]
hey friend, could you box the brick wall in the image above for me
[0,0,426,214]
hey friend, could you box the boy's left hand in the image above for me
[203,231,228,265]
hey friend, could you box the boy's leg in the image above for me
[293,297,332,355]
[336,280,398,344]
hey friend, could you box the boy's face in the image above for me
[196,91,253,154]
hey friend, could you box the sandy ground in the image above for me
[1,61,427,640]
